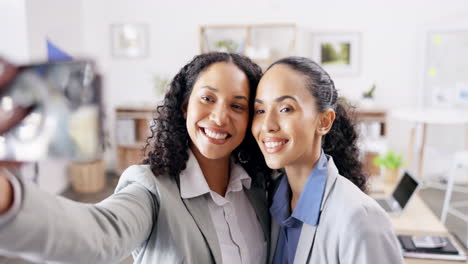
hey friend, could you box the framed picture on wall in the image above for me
[311,32,360,76]
[111,23,149,58]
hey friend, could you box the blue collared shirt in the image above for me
[270,151,329,264]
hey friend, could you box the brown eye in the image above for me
[280,107,292,113]
[201,96,214,102]
[232,104,245,111]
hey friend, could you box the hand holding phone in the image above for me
[0,59,104,162]
[0,58,32,135]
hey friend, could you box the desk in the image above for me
[373,184,467,263]
[390,107,468,179]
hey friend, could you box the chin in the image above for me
[198,147,231,160]
[264,157,285,170]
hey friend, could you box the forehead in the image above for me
[194,62,250,95]
[256,64,311,99]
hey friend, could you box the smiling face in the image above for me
[252,64,331,170]
[185,62,250,161]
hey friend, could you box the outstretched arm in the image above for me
[0,173,157,264]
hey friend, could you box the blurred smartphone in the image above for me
[0,60,104,162]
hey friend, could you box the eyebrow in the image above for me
[201,86,248,102]
[255,95,297,104]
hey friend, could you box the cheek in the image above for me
[236,113,249,134]
[251,119,261,138]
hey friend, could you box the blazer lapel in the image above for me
[270,218,280,263]
[182,196,223,264]
[294,224,317,264]
[293,156,340,264]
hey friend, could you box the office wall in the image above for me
[81,0,468,175]
[80,0,467,106]
[0,0,29,63]
[25,0,85,61]
[1,0,467,179]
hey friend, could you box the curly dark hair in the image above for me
[143,52,270,185]
[267,57,367,192]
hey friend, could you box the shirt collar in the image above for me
[270,150,329,227]
[180,149,251,199]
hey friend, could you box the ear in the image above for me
[317,109,335,136]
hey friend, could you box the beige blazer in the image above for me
[0,164,270,264]
[269,157,404,264]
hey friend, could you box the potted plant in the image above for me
[214,39,239,53]
[373,151,405,184]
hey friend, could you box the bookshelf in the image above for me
[355,106,387,177]
[115,105,154,174]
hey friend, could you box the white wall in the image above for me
[2,0,468,178]
[80,0,468,106]
[25,0,85,61]
[0,0,29,63]
[80,0,468,174]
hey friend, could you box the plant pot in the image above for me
[384,168,399,184]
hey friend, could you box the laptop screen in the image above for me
[392,172,418,209]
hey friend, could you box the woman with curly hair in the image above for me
[0,53,270,264]
[252,57,403,264]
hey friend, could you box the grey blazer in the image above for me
[269,157,404,264]
[0,165,270,264]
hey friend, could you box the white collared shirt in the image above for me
[180,151,266,264]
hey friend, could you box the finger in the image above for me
[0,58,18,88]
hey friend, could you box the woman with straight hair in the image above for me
[252,56,403,264]
[0,53,271,264]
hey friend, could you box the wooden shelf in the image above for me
[115,106,154,174]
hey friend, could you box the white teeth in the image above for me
[204,128,228,140]
[265,141,285,148]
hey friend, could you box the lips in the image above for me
[262,137,289,153]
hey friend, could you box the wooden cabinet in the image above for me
[199,24,297,69]
[115,105,154,174]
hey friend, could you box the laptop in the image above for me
[375,171,420,216]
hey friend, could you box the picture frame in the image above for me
[111,24,149,58]
[311,32,361,75]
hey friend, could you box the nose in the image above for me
[209,103,228,126]
[261,110,280,133]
